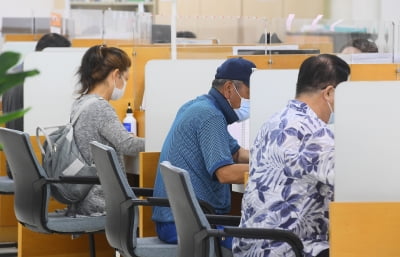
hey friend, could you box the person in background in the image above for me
[152,57,256,250]
[233,54,350,257]
[2,32,71,178]
[2,32,71,132]
[72,45,145,215]
[176,31,197,38]
[340,38,378,54]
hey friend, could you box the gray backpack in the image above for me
[36,98,98,205]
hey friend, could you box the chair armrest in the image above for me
[147,197,217,214]
[205,214,241,226]
[223,227,304,257]
[147,197,170,207]
[198,200,216,214]
[47,176,100,184]
[131,187,153,197]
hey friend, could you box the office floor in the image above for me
[0,247,17,257]
[0,242,17,257]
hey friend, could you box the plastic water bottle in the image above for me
[123,102,137,134]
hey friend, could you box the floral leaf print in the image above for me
[254,213,268,223]
[303,151,318,159]
[277,133,287,147]
[284,178,294,186]
[327,128,334,139]
[269,186,301,217]
[297,130,304,141]
[285,127,298,136]
[244,206,256,220]
[299,155,320,173]
[279,118,288,129]
[306,143,322,152]
[282,184,291,199]
[258,191,265,203]
[314,128,325,137]
[281,217,297,228]
[283,167,292,177]
[270,119,291,146]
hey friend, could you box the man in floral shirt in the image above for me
[233,54,350,257]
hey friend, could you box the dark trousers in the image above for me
[316,249,329,257]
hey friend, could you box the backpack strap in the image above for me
[36,96,100,155]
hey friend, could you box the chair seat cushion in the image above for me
[47,213,105,233]
[134,237,177,257]
[0,176,14,193]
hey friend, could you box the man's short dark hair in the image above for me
[35,33,71,51]
[295,54,350,96]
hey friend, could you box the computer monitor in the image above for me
[1,17,51,34]
[151,24,171,44]
[2,17,34,33]
[237,49,320,55]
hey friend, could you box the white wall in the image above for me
[0,0,56,18]
[330,0,400,21]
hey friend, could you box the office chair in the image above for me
[0,175,17,256]
[0,176,14,195]
[0,128,105,257]
[89,141,176,257]
[159,161,305,257]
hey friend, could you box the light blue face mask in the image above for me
[327,101,334,124]
[233,85,250,122]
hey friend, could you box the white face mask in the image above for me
[233,85,250,122]
[111,77,126,100]
[327,100,334,124]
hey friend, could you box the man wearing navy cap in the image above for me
[152,57,256,250]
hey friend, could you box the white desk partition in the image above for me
[145,65,300,152]
[335,81,400,202]
[23,50,87,135]
[1,41,37,66]
[145,59,225,152]
[250,69,298,143]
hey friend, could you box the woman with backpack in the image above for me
[72,45,145,216]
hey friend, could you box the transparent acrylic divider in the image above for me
[69,9,104,39]
[67,11,400,63]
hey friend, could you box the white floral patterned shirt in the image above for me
[233,99,334,257]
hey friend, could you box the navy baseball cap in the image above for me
[215,57,256,87]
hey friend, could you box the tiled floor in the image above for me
[0,247,17,257]
[0,242,17,257]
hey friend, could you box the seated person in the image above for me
[152,57,256,250]
[340,38,378,54]
[2,33,71,178]
[72,45,145,215]
[233,54,351,257]
[176,31,196,38]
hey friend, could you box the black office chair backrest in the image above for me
[160,161,215,257]
[89,141,137,256]
[0,128,49,233]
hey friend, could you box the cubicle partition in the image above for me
[331,81,400,257]
[144,59,224,151]
[23,50,86,135]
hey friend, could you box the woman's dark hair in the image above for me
[35,33,71,51]
[295,54,350,96]
[77,45,131,95]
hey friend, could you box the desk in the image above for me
[330,202,400,257]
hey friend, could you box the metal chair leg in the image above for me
[88,234,96,257]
